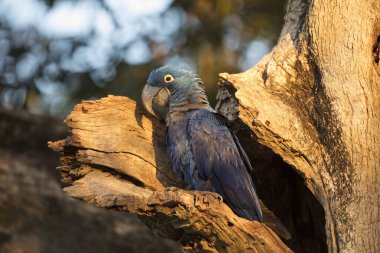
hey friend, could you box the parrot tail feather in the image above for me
[260,200,291,240]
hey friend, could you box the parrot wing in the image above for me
[187,109,263,221]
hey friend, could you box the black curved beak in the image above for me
[141,84,170,116]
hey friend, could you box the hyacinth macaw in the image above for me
[141,66,263,222]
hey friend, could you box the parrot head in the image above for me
[142,66,209,116]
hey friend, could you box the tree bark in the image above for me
[0,108,178,253]
[216,0,380,252]
[49,0,380,252]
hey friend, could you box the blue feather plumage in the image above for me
[146,66,263,222]
[167,109,263,221]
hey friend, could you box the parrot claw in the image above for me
[165,186,179,192]
[207,192,223,202]
[191,190,223,202]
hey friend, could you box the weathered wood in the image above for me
[49,0,380,251]
[0,107,178,253]
[49,95,292,253]
[216,0,380,252]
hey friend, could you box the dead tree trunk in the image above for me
[216,0,380,252]
[49,0,380,252]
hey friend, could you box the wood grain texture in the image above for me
[49,95,292,253]
[216,0,380,252]
[49,0,380,251]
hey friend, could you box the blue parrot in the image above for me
[142,66,263,222]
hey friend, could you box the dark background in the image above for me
[0,0,285,252]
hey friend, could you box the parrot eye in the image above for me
[164,74,174,83]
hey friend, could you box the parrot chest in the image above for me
[166,111,211,190]
[167,116,192,174]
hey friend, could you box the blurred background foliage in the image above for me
[0,0,285,117]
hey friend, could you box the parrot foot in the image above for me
[165,186,179,192]
[191,190,223,202]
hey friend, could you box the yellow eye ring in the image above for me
[164,74,174,83]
